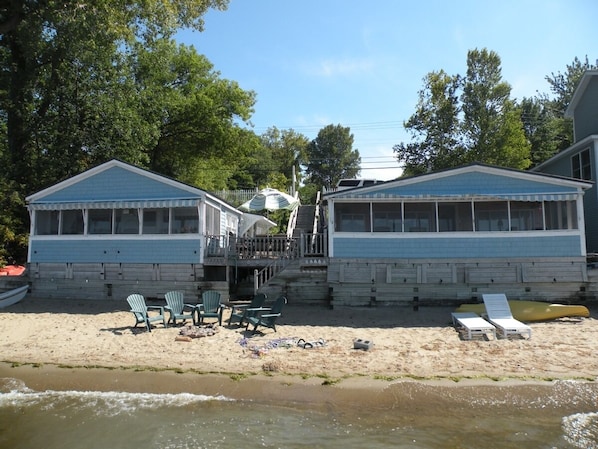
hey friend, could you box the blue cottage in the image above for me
[323,164,592,305]
[25,160,243,300]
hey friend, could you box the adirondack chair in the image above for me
[196,290,224,326]
[228,293,267,327]
[126,293,167,332]
[245,296,287,334]
[164,291,195,326]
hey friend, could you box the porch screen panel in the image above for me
[545,200,578,230]
[142,209,169,234]
[61,210,84,235]
[115,209,139,234]
[474,202,508,231]
[510,201,543,231]
[173,207,199,233]
[88,209,112,234]
[335,203,371,232]
[372,203,402,232]
[404,203,436,232]
[35,210,59,235]
[438,202,473,232]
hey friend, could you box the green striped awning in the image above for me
[28,199,201,211]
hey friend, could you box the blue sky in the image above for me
[177,1,596,180]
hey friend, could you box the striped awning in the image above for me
[28,199,201,211]
[341,192,580,202]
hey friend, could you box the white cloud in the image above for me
[301,57,375,78]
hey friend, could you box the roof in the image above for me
[26,159,241,214]
[323,163,592,201]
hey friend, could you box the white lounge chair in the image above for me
[482,294,532,339]
[451,312,496,340]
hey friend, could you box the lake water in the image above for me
[1,376,597,449]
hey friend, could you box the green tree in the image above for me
[304,124,360,190]
[257,127,309,189]
[393,70,463,175]
[139,41,256,182]
[394,48,531,174]
[1,1,228,189]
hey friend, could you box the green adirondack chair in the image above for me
[245,296,287,334]
[164,291,195,326]
[228,293,267,327]
[126,293,167,332]
[196,290,224,326]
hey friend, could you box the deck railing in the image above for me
[205,233,327,259]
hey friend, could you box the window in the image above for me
[572,148,592,180]
[172,207,198,233]
[438,202,473,232]
[510,201,543,231]
[62,210,84,235]
[35,210,59,235]
[545,201,578,230]
[143,209,169,234]
[372,203,402,232]
[474,202,508,231]
[335,203,371,232]
[404,203,436,232]
[88,209,112,234]
[115,209,139,234]
[205,205,221,235]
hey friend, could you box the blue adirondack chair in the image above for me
[228,293,267,327]
[196,290,224,326]
[245,296,287,334]
[164,291,195,326]
[126,293,167,332]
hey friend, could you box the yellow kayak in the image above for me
[455,300,590,322]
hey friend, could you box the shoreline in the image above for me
[2,362,598,416]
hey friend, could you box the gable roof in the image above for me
[26,159,239,213]
[324,163,591,202]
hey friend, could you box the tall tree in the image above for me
[1,1,228,189]
[394,48,531,175]
[304,124,360,190]
[393,70,463,175]
[256,127,309,189]
[139,41,256,181]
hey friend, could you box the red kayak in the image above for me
[0,265,26,276]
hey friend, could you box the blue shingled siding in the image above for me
[573,77,598,141]
[40,167,195,202]
[30,239,201,263]
[350,172,578,198]
[333,235,582,259]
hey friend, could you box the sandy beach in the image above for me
[0,296,597,389]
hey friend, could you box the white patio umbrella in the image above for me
[238,213,277,237]
[239,188,299,212]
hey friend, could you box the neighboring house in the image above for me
[533,70,598,253]
[25,159,243,300]
[322,164,592,305]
